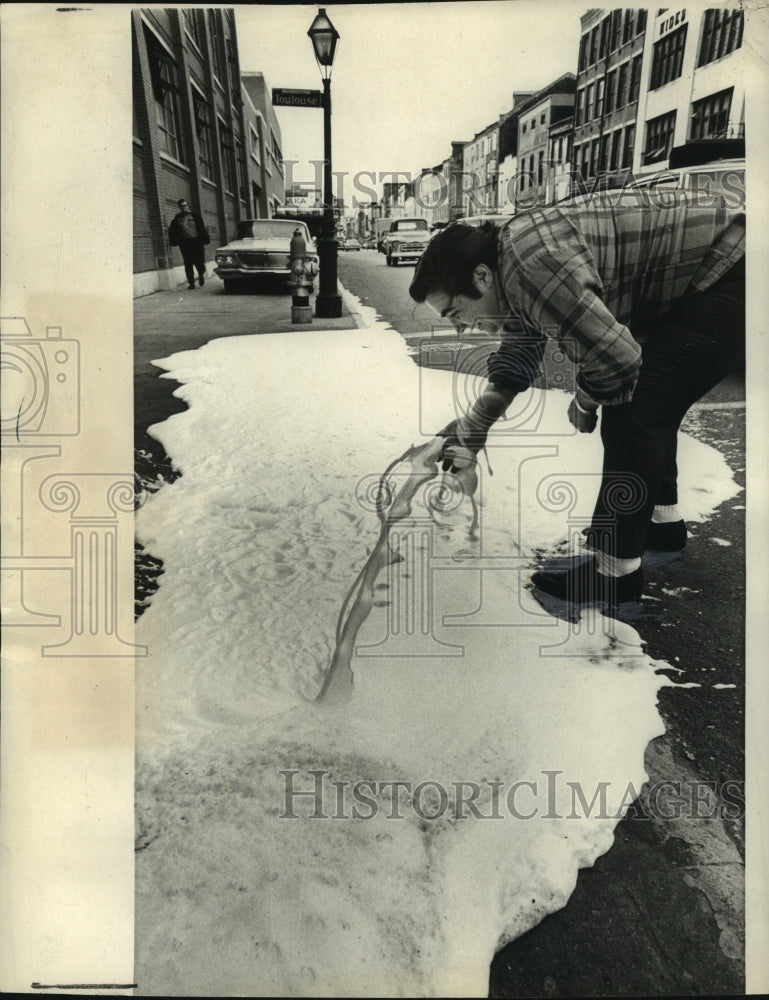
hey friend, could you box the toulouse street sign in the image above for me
[272,88,323,108]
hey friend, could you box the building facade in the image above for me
[461,120,501,216]
[241,72,287,218]
[634,6,745,174]
[515,73,576,208]
[497,93,534,213]
[132,8,285,296]
[570,7,745,189]
[572,8,648,191]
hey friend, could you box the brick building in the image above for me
[572,8,648,190]
[132,8,285,296]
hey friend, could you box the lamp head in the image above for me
[308,8,340,75]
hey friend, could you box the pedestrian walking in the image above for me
[409,191,745,608]
[168,198,210,289]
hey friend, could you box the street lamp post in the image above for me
[308,8,342,319]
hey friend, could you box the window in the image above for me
[193,89,213,176]
[599,134,609,173]
[580,143,590,181]
[650,24,687,89]
[250,125,260,162]
[698,9,744,67]
[145,28,186,163]
[589,25,599,64]
[579,34,589,71]
[636,10,647,35]
[590,138,600,178]
[218,118,236,191]
[595,77,605,118]
[226,39,240,104]
[617,61,629,109]
[605,70,617,115]
[609,129,621,171]
[622,9,634,45]
[208,10,225,81]
[236,140,248,202]
[540,113,546,125]
[690,88,734,140]
[644,110,677,164]
[600,16,611,59]
[621,124,636,170]
[585,83,594,121]
[575,89,585,126]
[522,122,527,134]
[538,150,544,186]
[610,9,623,51]
[183,9,203,50]
[629,54,643,103]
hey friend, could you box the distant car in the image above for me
[381,217,431,266]
[340,237,362,251]
[362,237,377,250]
[213,219,318,292]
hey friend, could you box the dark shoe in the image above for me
[531,557,643,606]
[187,283,195,289]
[645,519,686,552]
[198,273,205,286]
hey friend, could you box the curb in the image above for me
[337,279,370,330]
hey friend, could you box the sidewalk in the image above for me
[134,274,360,459]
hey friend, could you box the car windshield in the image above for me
[395,221,428,231]
[235,220,303,240]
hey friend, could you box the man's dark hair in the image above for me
[409,222,500,303]
[178,198,188,208]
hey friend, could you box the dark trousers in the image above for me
[177,239,206,285]
[590,257,745,558]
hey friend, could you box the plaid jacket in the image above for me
[488,191,745,406]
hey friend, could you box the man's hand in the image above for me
[436,418,487,472]
[567,397,599,433]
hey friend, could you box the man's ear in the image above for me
[472,264,494,293]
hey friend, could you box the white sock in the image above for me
[651,504,681,524]
[596,551,642,578]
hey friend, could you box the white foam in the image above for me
[135,322,739,996]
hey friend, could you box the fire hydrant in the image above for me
[288,228,316,324]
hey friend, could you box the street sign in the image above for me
[272,88,323,109]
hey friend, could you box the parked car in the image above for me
[626,159,745,208]
[459,213,515,228]
[213,219,318,292]
[565,160,746,211]
[362,237,378,250]
[340,237,362,251]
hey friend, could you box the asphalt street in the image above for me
[134,252,748,997]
